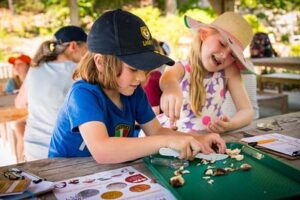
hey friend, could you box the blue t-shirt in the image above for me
[5,79,15,93]
[48,80,155,158]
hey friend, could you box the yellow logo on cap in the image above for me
[140,26,151,40]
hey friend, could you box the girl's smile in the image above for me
[201,32,236,72]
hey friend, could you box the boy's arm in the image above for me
[159,62,185,122]
[141,118,226,154]
[79,120,202,164]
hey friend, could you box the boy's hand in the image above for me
[160,86,183,124]
[195,133,226,154]
[207,115,232,134]
[167,135,203,160]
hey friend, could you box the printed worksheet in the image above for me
[241,133,300,156]
[53,166,175,200]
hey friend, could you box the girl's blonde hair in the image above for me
[31,40,85,67]
[73,52,123,89]
[188,34,208,117]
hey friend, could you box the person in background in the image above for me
[142,38,167,115]
[5,54,31,162]
[48,9,226,163]
[159,12,255,133]
[5,54,31,94]
[15,26,87,161]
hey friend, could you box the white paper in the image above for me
[241,133,300,156]
[53,166,175,200]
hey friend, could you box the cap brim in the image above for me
[117,51,175,71]
[8,57,16,65]
[184,15,255,74]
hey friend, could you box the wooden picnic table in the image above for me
[0,106,27,123]
[0,111,299,199]
[250,57,300,93]
[0,93,27,123]
[250,57,300,71]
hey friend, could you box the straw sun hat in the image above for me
[184,12,254,73]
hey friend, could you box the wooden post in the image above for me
[68,0,80,26]
[208,0,235,15]
[165,0,177,15]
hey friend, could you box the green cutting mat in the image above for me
[144,142,300,200]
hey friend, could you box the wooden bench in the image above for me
[259,73,300,93]
[257,91,288,114]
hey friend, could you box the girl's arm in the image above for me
[79,119,203,164]
[159,62,185,122]
[208,66,254,133]
[15,83,28,108]
[223,66,255,130]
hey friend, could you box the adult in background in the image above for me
[5,54,31,162]
[5,54,30,94]
[15,26,87,161]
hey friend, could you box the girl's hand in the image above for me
[166,135,203,160]
[195,133,226,154]
[160,85,183,125]
[207,115,232,134]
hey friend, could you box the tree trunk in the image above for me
[165,0,177,15]
[208,0,235,15]
[8,0,15,15]
[68,0,80,26]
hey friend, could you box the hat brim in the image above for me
[184,16,255,74]
[117,51,175,71]
[8,57,16,65]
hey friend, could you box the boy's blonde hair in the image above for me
[73,52,123,90]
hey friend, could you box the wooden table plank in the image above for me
[250,57,300,71]
[1,112,300,199]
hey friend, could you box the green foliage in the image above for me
[281,34,289,43]
[290,45,300,56]
[184,9,216,23]
[244,14,268,33]
[240,0,300,10]
[0,50,5,61]
[14,0,45,13]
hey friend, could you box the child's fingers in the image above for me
[220,115,229,122]
[167,98,176,121]
[212,136,226,154]
[174,98,182,119]
[179,148,187,160]
[208,123,220,133]
[185,146,192,159]
[160,97,168,115]
[207,123,215,133]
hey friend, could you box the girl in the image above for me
[160,12,255,133]
[15,26,87,161]
[48,9,226,164]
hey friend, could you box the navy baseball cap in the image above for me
[54,26,87,44]
[87,9,174,71]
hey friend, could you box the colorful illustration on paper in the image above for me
[101,191,123,199]
[77,189,99,199]
[53,166,175,200]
